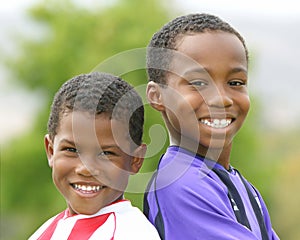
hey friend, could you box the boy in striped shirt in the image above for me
[29,72,160,240]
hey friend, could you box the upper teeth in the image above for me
[201,119,232,128]
[73,184,103,192]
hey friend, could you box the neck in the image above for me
[169,135,232,170]
[163,114,232,170]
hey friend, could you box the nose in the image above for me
[75,158,99,177]
[205,86,233,108]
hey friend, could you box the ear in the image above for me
[146,81,165,111]
[44,134,54,168]
[130,144,147,174]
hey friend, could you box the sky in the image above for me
[175,0,300,18]
[1,0,300,143]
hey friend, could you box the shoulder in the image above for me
[114,202,160,239]
[28,211,64,240]
[156,161,227,199]
[151,165,234,224]
[114,201,156,225]
[155,147,227,194]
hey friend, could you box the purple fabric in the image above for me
[145,146,279,240]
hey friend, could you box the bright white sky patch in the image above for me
[174,0,300,18]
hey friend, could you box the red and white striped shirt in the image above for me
[29,200,160,240]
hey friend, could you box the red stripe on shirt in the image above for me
[37,211,65,240]
[67,213,112,240]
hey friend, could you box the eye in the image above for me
[64,147,79,153]
[61,147,80,157]
[190,79,208,87]
[228,79,247,86]
[97,151,117,159]
[96,151,114,163]
[98,151,113,156]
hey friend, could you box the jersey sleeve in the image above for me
[113,205,161,240]
[147,169,263,240]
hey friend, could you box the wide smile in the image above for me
[200,118,233,129]
[71,183,106,194]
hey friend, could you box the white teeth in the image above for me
[73,184,102,192]
[201,119,232,128]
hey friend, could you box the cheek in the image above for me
[51,158,72,179]
[51,162,67,194]
[176,94,202,119]
[164,94,201,130]
[101,160,131,179]
[241,96,251,115]
[106,166,130,191]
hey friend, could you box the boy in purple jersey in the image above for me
[144,13,279,239]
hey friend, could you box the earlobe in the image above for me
[44,134,54,168]
[130,144,147,174]
[146,81,165,111]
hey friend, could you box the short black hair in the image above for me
[147,13,248,84]
[47,72,144,147]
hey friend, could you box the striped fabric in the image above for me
[29,200,160,240]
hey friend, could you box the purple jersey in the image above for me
[144,146,279,240]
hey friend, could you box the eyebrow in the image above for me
[182,67,209,76]
[60,138,120,151]
[100,144,120,150]
[228,67,248,75]
[182,66,247,77]
[60,138,75,145]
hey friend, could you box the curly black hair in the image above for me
[47,72,144,147]
[146,13,248,85]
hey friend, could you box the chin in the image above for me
[69,204,102,216]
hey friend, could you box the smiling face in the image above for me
[44,111,145,215]
[147,32,250,163]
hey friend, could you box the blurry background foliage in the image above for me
[0,0,298,239]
